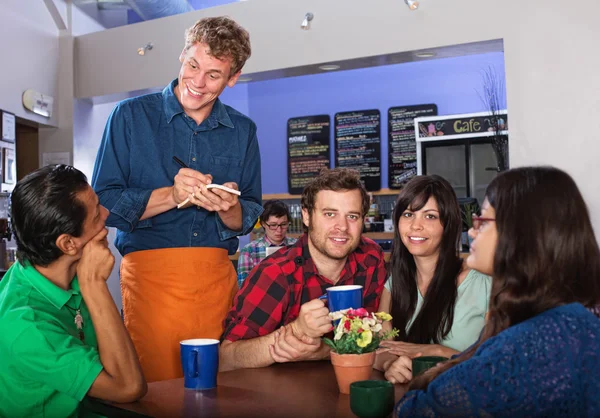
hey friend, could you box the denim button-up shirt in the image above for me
[91,79,263,256]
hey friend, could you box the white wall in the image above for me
[0,0,109,168]
[74,0,600,236]
[0,0,60,127]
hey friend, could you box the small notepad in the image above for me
[205,184,241,196]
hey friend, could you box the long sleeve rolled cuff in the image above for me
[107,188,154,232]
[216,199,263,241]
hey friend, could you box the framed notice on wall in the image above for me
[1,111,16,143]
[388,104,437,189]
[3,148,15,184]
[334,109,381,191]
[287,115,331,195]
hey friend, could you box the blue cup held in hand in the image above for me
[180,339,219,390]
[326,285,363,313]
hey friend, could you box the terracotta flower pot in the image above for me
[330,351,376,394]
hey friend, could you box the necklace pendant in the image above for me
[78,329,85,342]
[74,309,84,330]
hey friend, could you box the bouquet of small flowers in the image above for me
[324,308,398,354]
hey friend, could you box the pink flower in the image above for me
[347,308,369,318]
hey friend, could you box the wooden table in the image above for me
[87,361,408,418]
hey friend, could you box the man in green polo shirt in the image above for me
[0,165,147,417]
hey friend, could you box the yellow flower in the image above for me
[375,312,392,322]
[350,318,363,332]
[356,330,373,347]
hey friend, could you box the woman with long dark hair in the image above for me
[374,175,491,384]
[395,166,600,416]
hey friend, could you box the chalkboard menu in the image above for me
[334,109,381,191]
[287,115,331,195]
[388,104,438,189]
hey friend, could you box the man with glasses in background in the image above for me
[237,200,297,288]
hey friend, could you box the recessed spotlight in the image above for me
[415,51,436,58]
[405,0,419,10]
[137,42,153,56]
[301,12,314,30]
[318,64,340,71]
[237,76,252,82]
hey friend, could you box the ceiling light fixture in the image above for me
[301,13,314,30]
[137,42,153,56]
[405,0,419,10]
[318,64,341,71]
[237,76,252,82]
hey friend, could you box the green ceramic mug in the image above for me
[349,380,394,418]
[412,356,448,377]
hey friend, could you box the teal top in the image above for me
[384,269,492,352]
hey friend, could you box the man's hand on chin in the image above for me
[77,228,115,286]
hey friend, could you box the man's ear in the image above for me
[56,234,78,256]
[227,70,242,88]
[302,208,310,229]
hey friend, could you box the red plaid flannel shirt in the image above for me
[222,234,387,342]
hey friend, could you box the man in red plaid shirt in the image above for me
[220,168,387,371]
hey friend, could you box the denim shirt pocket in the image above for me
[210,156,243,185]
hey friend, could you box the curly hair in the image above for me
[301,168,370,218]
[185,16,251,76]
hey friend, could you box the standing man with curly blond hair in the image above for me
[92,17,262,382]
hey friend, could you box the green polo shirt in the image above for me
[0,261,103,418]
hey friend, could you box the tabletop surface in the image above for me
[88,361,409,418]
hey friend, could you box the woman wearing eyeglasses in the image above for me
[395,166,600,416]
[237,200,297,287]
[374,175,491,384]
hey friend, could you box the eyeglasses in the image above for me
[471,215,496,232]
[263,222,291,231]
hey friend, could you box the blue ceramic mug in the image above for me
[180,338,219,390]
[326,285,363,313]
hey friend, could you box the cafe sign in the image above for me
[415,110,508,140]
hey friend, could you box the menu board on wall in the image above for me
[334,109,381,191]
[388,104,438,189]
[287,115,331,195]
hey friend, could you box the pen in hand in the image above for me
[172,156,188,169]
[172,156,193,209]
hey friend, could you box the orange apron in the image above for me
[120,247,238,382]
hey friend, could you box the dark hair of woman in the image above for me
[390,175,463,344]
[410,166,600,390]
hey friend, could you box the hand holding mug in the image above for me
[291,299,332,339]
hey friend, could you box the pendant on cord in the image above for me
[74,309,85,342]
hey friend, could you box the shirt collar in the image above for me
[163,79,235,129]
[263,235,292,247]
[18,261,81,310]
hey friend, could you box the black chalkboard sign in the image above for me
[334,109,381,191]
[287,115,331,195]
[416,114,508,138]
[388,104,438,189]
